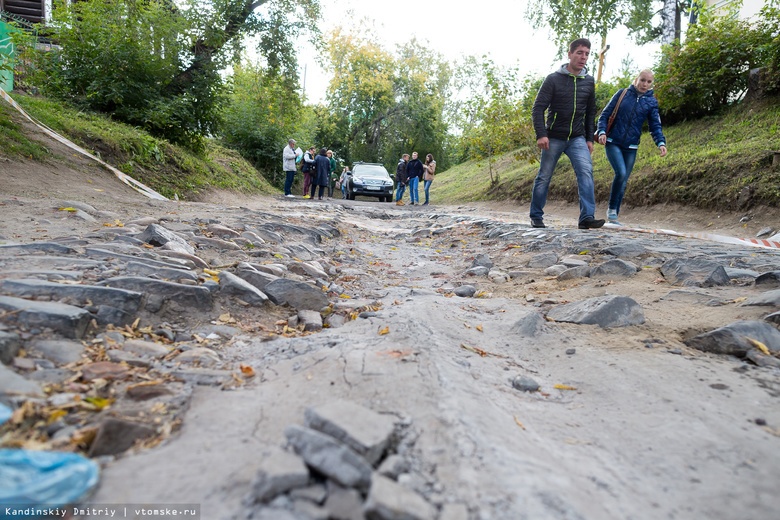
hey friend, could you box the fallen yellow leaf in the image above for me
[83,396,115,410]
[476,324,483,332]
[513,416,526,430]
[554,384,577,391]
[378,326,390,335]
[58,207,77,212]
[204,268,220,276]
[746,337,771,356]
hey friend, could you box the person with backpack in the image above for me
[395,154,409,205]
[301,147,316,198]
[596,69,667,226]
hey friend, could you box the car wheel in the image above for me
[347,187,356,201]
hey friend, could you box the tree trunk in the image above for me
[661,0,677,44]
[167,0,268,95]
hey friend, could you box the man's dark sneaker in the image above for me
[531,219,546,228]
[578,218,605,229]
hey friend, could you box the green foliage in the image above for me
[10,93,275,199]
[433,96,780,212]
[20,0,320,150]
[221,63,305,185]
[654,5,778,121]
[25,0,217,149]
[524,0,658,57]
[321,28,449,171]
[0,102,50,160]
[453,60,535,185]
[758,0,780,94]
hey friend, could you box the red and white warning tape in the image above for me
[1,89,168,201]
[605,222,780,250]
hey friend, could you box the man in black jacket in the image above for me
[529,38,604,230]
[405,152,424,205]
[395,154,409,205]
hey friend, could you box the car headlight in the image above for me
[382,180,393,186]
[352,177,364,185]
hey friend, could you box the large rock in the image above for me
[137,224,195,254]
[97,277,212,311]
[0,296,92,339]
[591,259,638,278]
[218,271,269,306]
[743,289,780,307]
[88,417,157,457]
[304,400,396,466]
[660,259,730,287]
[546,295,645,328]
[284,424,373,490]
[246,447,310,503]
[0,278,142,314]
[684,320,780,357]
[263,279,329,311]
[363,474,437,520]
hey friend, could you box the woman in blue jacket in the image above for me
[597,70,667,225]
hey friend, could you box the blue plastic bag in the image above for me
[0,403,100,518]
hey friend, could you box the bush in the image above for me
[25,0,224,150]
[654,5,777,121]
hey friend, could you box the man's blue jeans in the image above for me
[605,143,637,216]
[529,136,596,223]
[408,177,419,204]
[284,171,296,196]
[396,183,406,202]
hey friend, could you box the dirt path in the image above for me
[72,195,780,520]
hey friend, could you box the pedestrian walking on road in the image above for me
[530,38,604,230]
[597,69,667,226]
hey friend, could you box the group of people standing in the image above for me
[284,38,665,222]
[281,141,339,200]
[530,37,667,229]
[394,151,436,206]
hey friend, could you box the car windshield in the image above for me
[353,165,390,178]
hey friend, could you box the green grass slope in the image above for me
[0,93,277,200]
[435,98,780,212]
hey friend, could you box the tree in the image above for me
[28,0,320,149]
[221,62,306,183]
[322,28,449,169]
[524,0,658,80]
[454,59,535,185]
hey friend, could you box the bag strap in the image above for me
[606,88,628,133]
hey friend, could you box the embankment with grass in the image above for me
[434,98,780,213]
[3,92,779,210]
[1,93,277,200]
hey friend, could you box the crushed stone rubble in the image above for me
[2,197,780,518]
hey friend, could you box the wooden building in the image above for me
[0,0,46,24]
